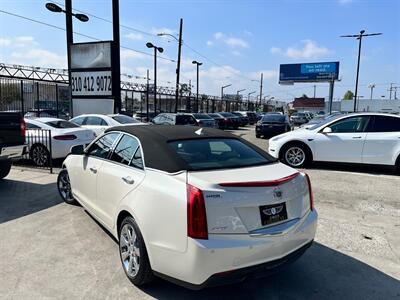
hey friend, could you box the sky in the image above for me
[0,0,399,102]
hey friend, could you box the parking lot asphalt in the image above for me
[0,126,399,300]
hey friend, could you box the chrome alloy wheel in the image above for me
[285,146,306,167]
[120,224,141,277]
[31,145,49,166]
[58,170,74,202]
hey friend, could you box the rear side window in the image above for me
[85,116,107,126]
[176,115,196,125]
[169,138,273,170]
[370,116,400,132]
[87,133,119,159]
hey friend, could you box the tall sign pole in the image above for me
[112,0,121,113]
[65,0,73,116]
[174,18,183,113]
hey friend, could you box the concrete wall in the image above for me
[341,99,400,113]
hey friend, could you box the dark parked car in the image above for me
[255,113,291,138]
[191,113,216,128]
[151,113,198,126]
[232,112,249,126]
[217,112,241,129]
[234,111,258,125]
[290,112,308,125]
[208,113,225,129]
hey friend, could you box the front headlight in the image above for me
[256,121,262,126]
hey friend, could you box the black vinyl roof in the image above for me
[105,125,273,173]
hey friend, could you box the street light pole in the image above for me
[341,30,382,112]
[368,84,375,100]
[112,0,121,113]
[175,18,183,113]
[259,73,263,110]
[146,42,164,114]
[247,91,256,110]
[192,60,202,112]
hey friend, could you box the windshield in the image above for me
[262,115,286,122]
[307,114,343,130]
[45,120,79,128]
[112,115,140,124]
[169,138,274,171]
[193,113,212,119]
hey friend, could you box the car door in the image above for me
[362,115,400,165]
[70,132,120,211]
[313,116,370,163]
[84,116,109,136]
[96,134,145,228]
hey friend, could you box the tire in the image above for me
[280,143,311,168]
[30,144,50,167]
[57,169,77,205]
[256,134,261,138]
[395,156,400,174]
[0,160,12,179]
[119,216,154,286]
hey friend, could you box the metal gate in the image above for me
[18,129,53,173]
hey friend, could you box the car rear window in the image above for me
[262,115,285,122]
[219,112,234,117]
[176,115,196,125]
[169,138,273,170]
[112,115,140,124]
[45,120,79,128]
[193,113,212,119]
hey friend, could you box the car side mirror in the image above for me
[70,144,85,155]
[322,127,332,134]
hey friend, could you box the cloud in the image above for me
[120,49,148,62]
[250,70,279,80]
[206,40,213,46]
[11,49,66,69]
[210,32,249,49]
[0,38,11,47]
[231,50,242,56]
[270,40,330,59]
[0,36,37,48]
[151,27,177,36]
[124,33,143,41]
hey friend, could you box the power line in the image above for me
[0,9,175,63]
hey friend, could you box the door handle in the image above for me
[352,136,362,139]
[122,176,134,185]
[89,167,97,173]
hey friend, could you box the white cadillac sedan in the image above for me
[70,114,143,136]
[268,113,400,170]
[58,125,317,289]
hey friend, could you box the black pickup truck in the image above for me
[0,112,26,179]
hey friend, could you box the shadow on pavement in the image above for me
[0,177,61,224]
[306,162,398,176]
[140,242,400,300]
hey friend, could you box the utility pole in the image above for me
[341,30,382,112]
[188,79,191,112]
[112,0,121,113]
[146,69,149,121]
[389,83,395,100]
[192,61,202,112]
[259,73,263,110]
[174,18,183,113]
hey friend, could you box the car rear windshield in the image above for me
[176,115,195,125]
[219,112,234,117]
[112,115,140,124]
[262,115,285,122]
[193,113,212,119]
[45,120,79,128]
[169,138,273,170]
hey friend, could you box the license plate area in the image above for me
[259,202,288,226]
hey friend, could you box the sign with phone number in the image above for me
[71,71,112,96]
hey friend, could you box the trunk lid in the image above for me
[187,163,310,235]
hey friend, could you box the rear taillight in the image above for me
[53,134,77,140]
[20,117,26,137]
[305,173,314,211]
[187,184,208,240]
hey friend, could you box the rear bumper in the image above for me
[151,209,317,288]
[256,126,286,136]
[0,144,27,159]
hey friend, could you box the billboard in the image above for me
[70,41,111,69]
[279,62,339,83]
